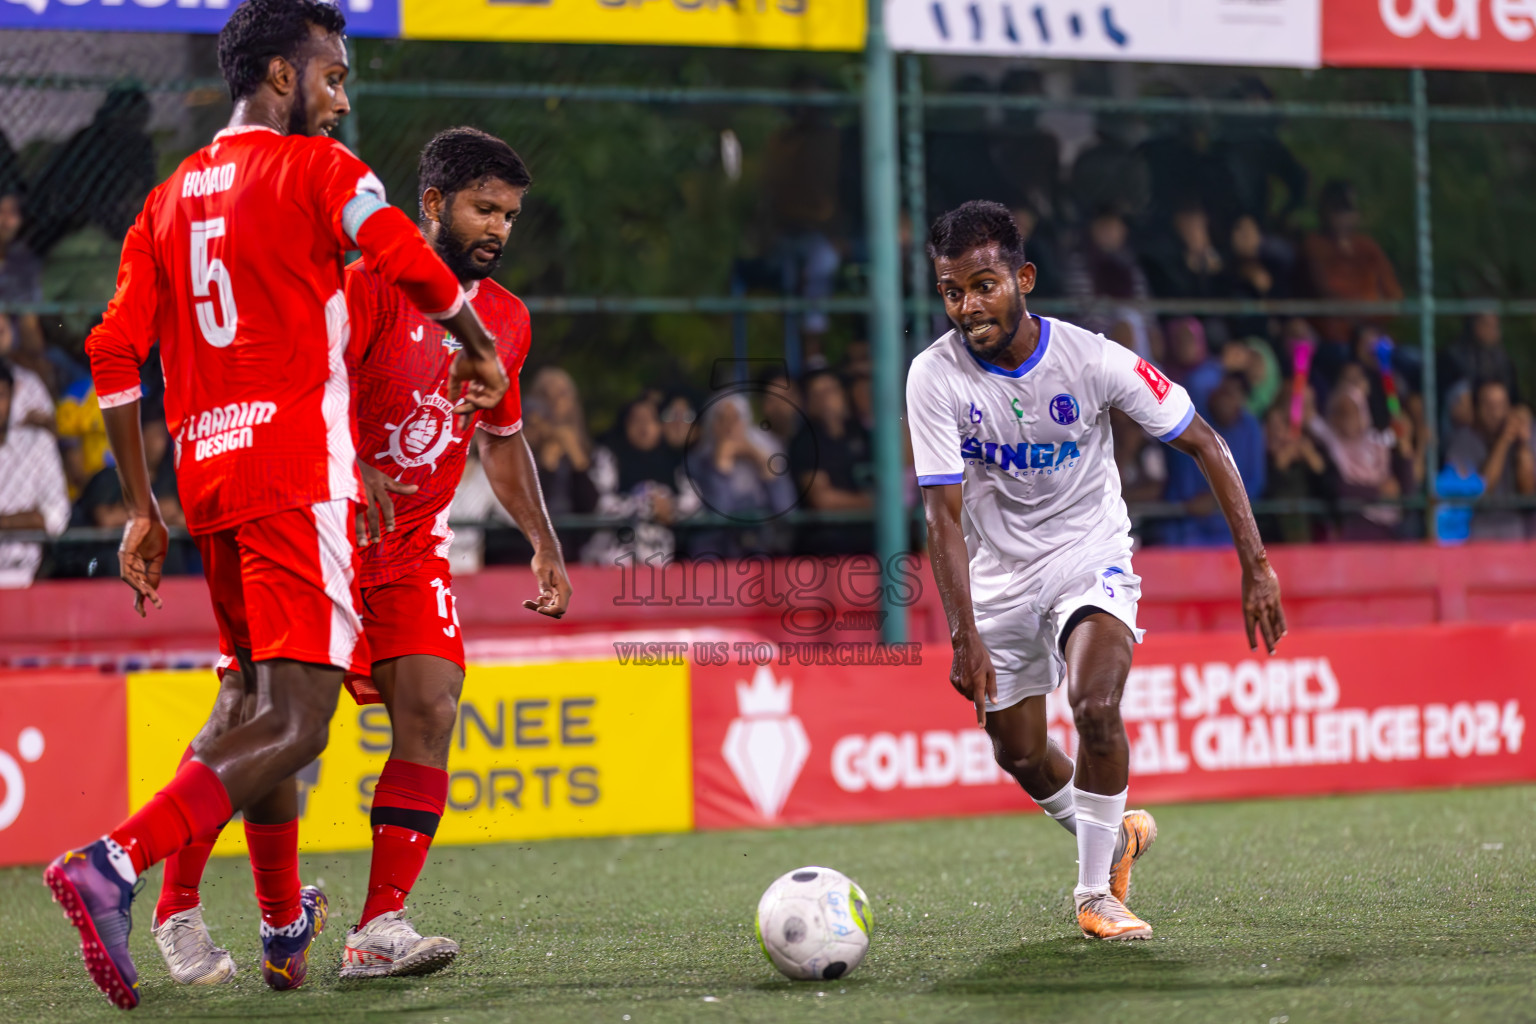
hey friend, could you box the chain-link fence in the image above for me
[3,32,1536,584]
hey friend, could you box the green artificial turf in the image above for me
[3,785,1533,1023]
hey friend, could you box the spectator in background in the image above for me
[523,367,597,551]
[1162,317,1224,414]
[1011,205,1063,298]
[658,390,697,468]
[25,86,157,256]
[1221,336,1280,419]
[1442,312,1519,405]
[2,318,55,433]
[1218,213,1290,341]
[0,186,52,394]
[55,375,108,500]
[1215,78,1310,234]
[757,366,804,447]
[0,363,69,587]
[684,394,795,558]
[789,369,873,554]
[1306,377,1408,540]
[64,405,187,578]
[1443,379,1535,541]
[1071,117,1152,227]
[584,396,698,566]
[1161,373,1265,545]
[1262,388,1329,544]
[1064,205,1154,342]
[1301,179,1403,346]
[1143,198,1224,300]
[846,372,874,435]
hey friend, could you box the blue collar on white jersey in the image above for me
[965,316,1051,378]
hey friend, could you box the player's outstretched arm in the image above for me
[921,483,997,726]
[479,429,572,618]
[1167,414,1287,653]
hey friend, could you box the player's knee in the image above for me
[1071,694,1123,751]
[991,735,1049,781]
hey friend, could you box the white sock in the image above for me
[1032,779,1077,835]
[1072,786,1127,899]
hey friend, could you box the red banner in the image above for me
[1324,0,1536,72]
[690,624,1536,830]
[0,672,128,866]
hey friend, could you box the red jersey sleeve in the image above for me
[307,139,463,320]
[85,199,163,408]
[478,296,530,437]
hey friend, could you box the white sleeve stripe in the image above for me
[1157,404,1196,443]
[917,472,963,486]
[477,418,522,436]
[341,192,388,244]
[97,386,143,410]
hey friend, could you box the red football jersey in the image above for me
[86,125,462,534]
[347,263,530,588]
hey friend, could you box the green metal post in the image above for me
[1411,68,1438,539]
[865,0,908,644]
[901,54,929,359]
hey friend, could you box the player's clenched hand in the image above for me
[1242,557,1287,655]
[448,350,509,432]
[950,629,997,728]
[356,461,418,547]
[119,507,169,618]
[523,548,572,619]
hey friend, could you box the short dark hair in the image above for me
[418,127,532,214]
[218,0,346,103]
[1318,178,1357,215]
[927,200,1027,269]
[0,359,13,393]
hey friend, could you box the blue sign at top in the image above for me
[0,0,398,37]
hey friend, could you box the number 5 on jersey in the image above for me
[191,217,238,347]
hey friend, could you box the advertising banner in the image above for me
[0,0,398,37]
[400,0,864,50]
[126,660,693,855]
[1323,0,1536,72]
[886,0,1321,67]
[0,672,127,867]
[691,623,1534,830]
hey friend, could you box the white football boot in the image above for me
[340,910,459,979]
[152,906,237,985]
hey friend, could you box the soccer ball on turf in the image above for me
[755,865,871,981]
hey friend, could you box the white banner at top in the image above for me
[886,0,1321,68]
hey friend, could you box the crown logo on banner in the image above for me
[735,664,794,718]
[721,665,809,821]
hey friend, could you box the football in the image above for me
[755,866,872,981]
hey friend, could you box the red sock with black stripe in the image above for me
[359,759,448,928]
[154,746,228,926]
[109,759,232,876]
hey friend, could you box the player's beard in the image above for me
[958,281,1026,363]
[434,203,503,282]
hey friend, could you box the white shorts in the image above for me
[972,540,1145,713]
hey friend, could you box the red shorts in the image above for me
[345,555,465,705]
[194,500,369,677]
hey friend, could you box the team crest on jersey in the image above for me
[377,390,460,471]
[1049,393,1080,425]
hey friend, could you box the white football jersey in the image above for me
[907,315,1195,590]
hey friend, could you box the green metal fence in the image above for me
[3,16,1536,641]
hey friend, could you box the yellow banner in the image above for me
[400,0,865,51]
[126,661,693,855]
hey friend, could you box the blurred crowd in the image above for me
[1,79,1533,587]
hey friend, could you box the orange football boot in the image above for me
[1076,891,1152,940]
[1109,808,1157,905]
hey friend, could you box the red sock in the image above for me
[110,759,232,876]
[244,819,302,930]
[155,748,227,926]
[359,759,447,927]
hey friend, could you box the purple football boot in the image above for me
[44,838,141,1009]
[261,884,329,991]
